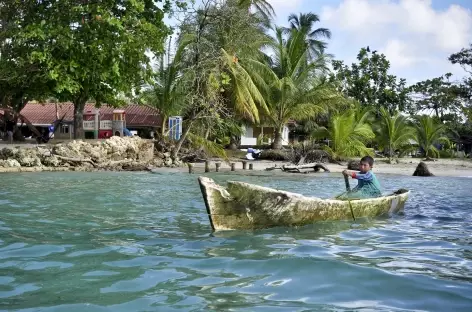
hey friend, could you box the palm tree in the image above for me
[139,35,194,135]
[375,108,416,162]
[312,108,375,160]
[414,115,449,159]
[256,27,341,149]
[237,0,275,21]
[285,13,332,59]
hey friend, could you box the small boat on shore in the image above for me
[198,177,409,231]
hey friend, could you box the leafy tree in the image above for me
[374,108,416,161]
[414,115,449,159]
[0,0,53,138]
[312,107,375,160]
[21,0,174,138]
[330,47,411,114]
[409,73,464,122]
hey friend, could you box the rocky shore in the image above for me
[0,136,181,173]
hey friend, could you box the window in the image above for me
[61,125,69,134]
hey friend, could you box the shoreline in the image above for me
[1,158,472,177]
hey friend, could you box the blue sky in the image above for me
[268,0,472,84]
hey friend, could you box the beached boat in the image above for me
[198,176,409,231]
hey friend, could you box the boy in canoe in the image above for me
[341,156,382,199]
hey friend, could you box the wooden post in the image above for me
[230,162,236,171]
[187,163,194,174]
[215,162,221,172]
[242,161,247,170]
[249,163,253,170]
[205,160,210,173]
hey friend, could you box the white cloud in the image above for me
[320,0,472,74]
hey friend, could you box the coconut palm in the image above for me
[138,35,194,135]
[375,108,416,162]
[414,115,449,159]
[256,27,341,149]
[312,107,375,160]
[237,0,275,21]
[285,13,332,59]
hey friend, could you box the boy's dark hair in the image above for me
[360,155,374,167]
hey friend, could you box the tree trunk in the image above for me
[73,100,86,139]
[171,119,194,159]
[271,128,283,150]
[160,114,167,136]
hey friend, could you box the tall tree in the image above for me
[449,44,472,118]
[0,0,53,131]
[22,0,174,138]
[258,27,342,149]
[330,47,411,114]
[285,12,331,58]
[138,35,194,136]
[409,73,464,122]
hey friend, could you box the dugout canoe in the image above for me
[198,176,409,231]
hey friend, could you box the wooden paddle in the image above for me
[343,173,356,221]
[344,174,351,192]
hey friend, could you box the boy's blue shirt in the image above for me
[351,169,382,198]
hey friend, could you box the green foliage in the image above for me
[138,34,195,134]
[284,13,332,60]
[374,108,416,160]
[186,133,228,160]
[409,73,464,121]
[0,1,53,113]
[312,108,375,160]
[13,0,172,138]
[449,44,472,119]
[414,115,449,159]
[256,26,343,149]
[329,47,411,114]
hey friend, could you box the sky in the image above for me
[267,0,472,84]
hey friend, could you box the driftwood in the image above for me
[265,162,330,173]
[54,155,97,167]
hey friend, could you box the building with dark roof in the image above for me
[18,102,161,139]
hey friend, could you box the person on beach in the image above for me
[341,155,382,199]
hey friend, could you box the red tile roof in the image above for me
[20,102,162,127]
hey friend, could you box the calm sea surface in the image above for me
[0,171,471,311]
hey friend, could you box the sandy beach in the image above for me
[189,157,472,177]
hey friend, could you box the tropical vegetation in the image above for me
[1,0,472,160]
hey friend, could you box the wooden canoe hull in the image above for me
[198,176,409,231]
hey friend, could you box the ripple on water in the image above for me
[0,172,471,311]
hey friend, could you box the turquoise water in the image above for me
[0,171,471,311]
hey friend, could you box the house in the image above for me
[18,102,161,139]
[240,124,291,147]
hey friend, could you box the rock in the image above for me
[0,159,21,167]
[163,152,171,159]
[347,160,360,170]
[151,158,163,167]
[41,155,61,167]
[122,163,152,171]
[164,158,173,167]
[413,161,434,177]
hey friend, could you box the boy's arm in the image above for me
[351,171,373,181]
